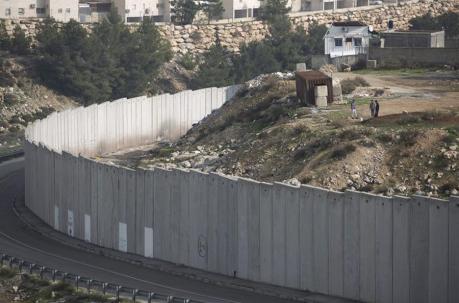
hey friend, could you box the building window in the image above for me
[36,7,46,14]
[18,8,25,15]
[252,8,259,17]
[152,15,164,22]
[324,1,334,10]
[334,38,343,47]
[234,9,247,18]
[126,16,142,22]
[66,8,71,13]
[5,8,11,16]
[300,0,311,11]
[58,8,63,13]
[354,37,362,46]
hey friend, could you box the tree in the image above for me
[0,21,11,50]
[171,0,200,25]
[201,0,225,23]
[304,23,328,55]
[191,44,234,89]
[233,41,280,82]
[437,12,459,38]
[10,25,31,55]
[258,0,291,38]
[409,12,459,38]
[36,14,172,105]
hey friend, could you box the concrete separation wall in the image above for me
[25,85,459,303]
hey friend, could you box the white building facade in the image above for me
[112,0,169,23]
[324,21,370,58]
[0,0,78,21]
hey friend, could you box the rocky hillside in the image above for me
[112,72,459,198]
[0,52,77,155]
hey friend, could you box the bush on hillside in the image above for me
[190,44,234,89]
[409,12,459,38]
[10,25,31,55]
[341,77,370,94]
[0,21,11,50]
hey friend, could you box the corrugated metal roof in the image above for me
[332,21,367,27]
[325,25,370,38]
[296,71,331,81]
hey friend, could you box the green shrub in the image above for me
[0,21,11,50]
[0,267,16,279]
[10,25,31,55]
[3,93,20,105]
[397,114,421,125]
[399,128,421,146]
[329,143,356,160]
[341,77,370,94]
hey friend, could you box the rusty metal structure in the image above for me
[295,71,333,105]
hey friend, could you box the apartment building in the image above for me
[112,0,169,23]
[0,0,78,21]
[222,0,261,19]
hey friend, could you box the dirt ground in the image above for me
[334,70,459,118]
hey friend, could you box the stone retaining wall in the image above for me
[1,0,454,55]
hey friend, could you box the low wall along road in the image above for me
[25,85,459,303]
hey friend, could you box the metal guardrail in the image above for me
[0,253,198,303]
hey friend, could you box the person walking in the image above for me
[351,99,357,119]
[374,100,380,117]
[370,100,375,118]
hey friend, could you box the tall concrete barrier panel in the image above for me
[310,186,329,294]
[393,196,410,303]
[216,173,238,276]
[359,192,376,302]
[135,169,146,256]
[260,182,273,284]
[207,173,219,273]
[272,183,287,286]
[328,190,344,297]
[410,196,430,303]
[177,168,190,265]
[89,159,99,245]
[284,183,300,289]
[54,205,59,230]
[240,178,262,281]
[84,214,91,242]
[236,178,251,279]
[153,168,171,262]
[343,191,360,300]
[67,209,74,237]
[119,222,128,252]
[145,169,156,257]
[188,170,209,270]
[169,169,182,263]
[428,198,448,303]
[449,196,459,303]
[299,185,314,291]
[375,195,393,303]
[126,169,137,254]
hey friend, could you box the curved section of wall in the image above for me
[25,86,459,303]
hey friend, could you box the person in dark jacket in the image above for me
[374,100,380,117]
[370,100,375,117]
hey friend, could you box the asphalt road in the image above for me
[0,158,302,303]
